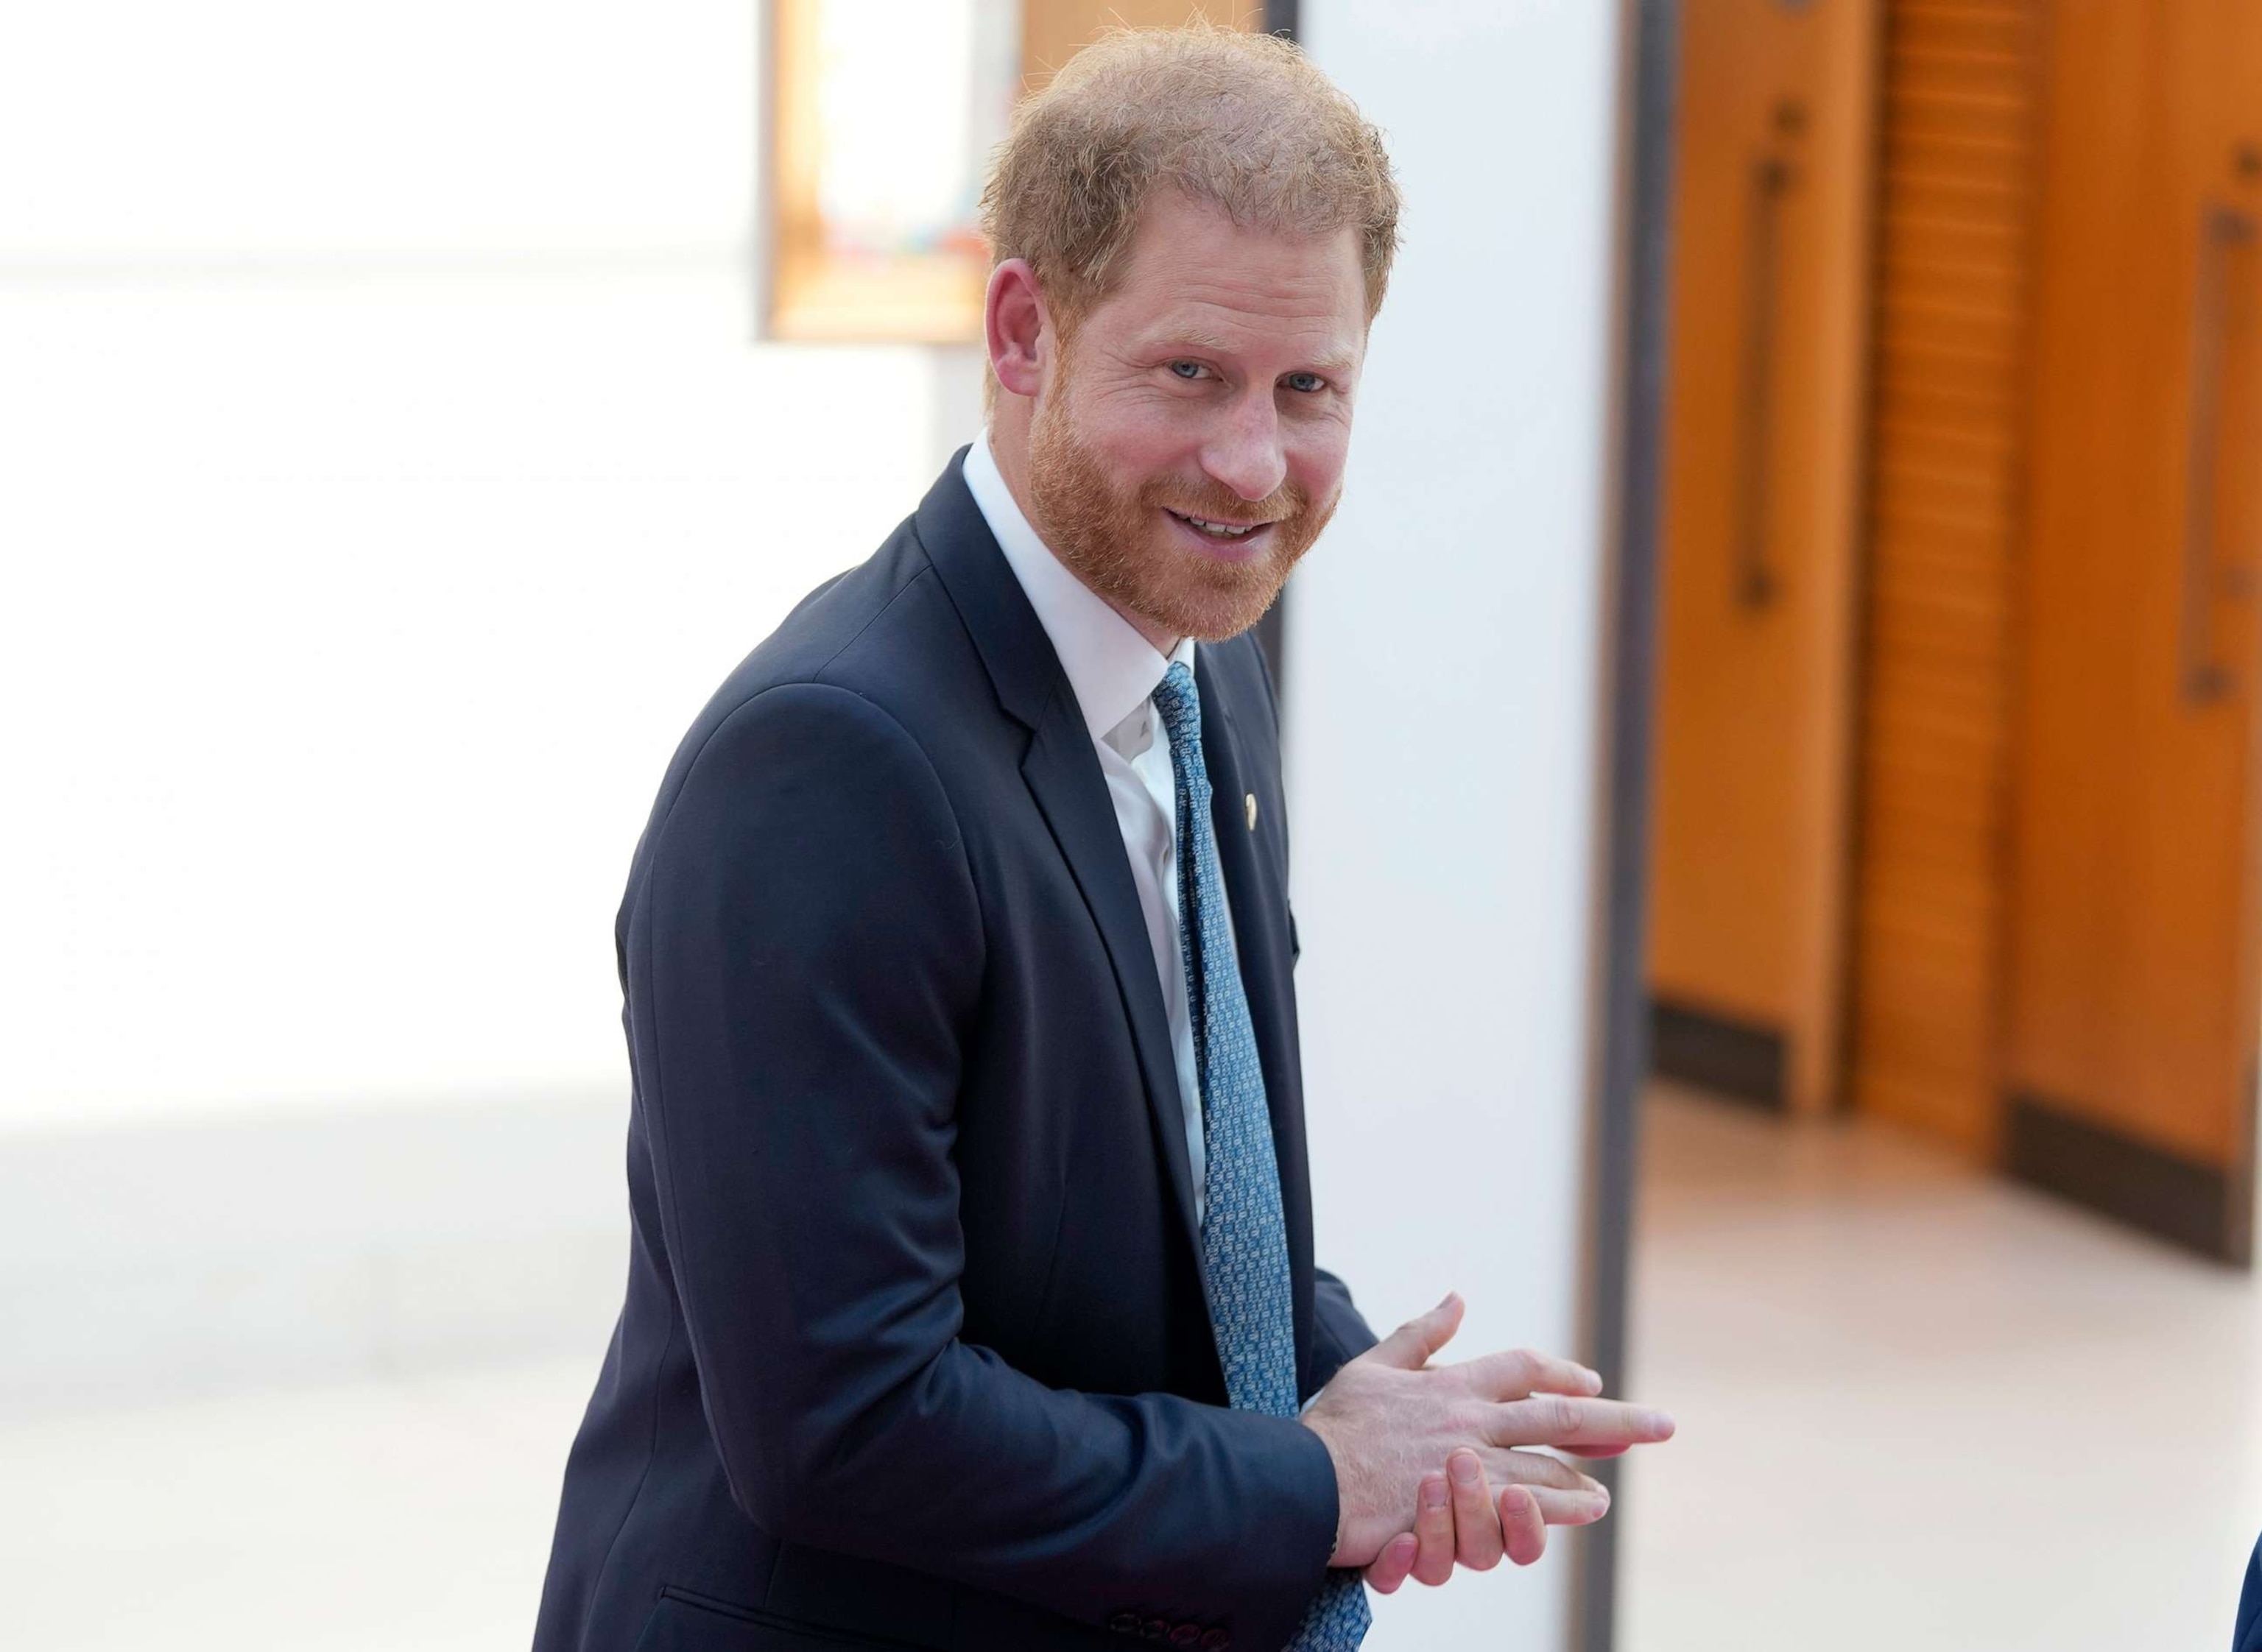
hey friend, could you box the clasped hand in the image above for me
[1297,1293,1674,1592]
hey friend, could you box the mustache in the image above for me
[1144,479,1308,527]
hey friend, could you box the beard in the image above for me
[1023,382,1337,644]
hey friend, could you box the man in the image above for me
[535,26,1671,1652]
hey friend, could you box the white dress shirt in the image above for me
[961,432,1230,1224]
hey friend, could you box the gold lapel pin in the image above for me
[1244,793,1258,831]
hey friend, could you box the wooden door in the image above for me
[1646,0,1881,1113]
[2003,0,2262,1260]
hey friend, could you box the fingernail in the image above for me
[1421,1476,1449,1510]
[1580,1367,1604,1392]
[1647,1411,1676,1436]
[1437,1291,1459,1310]
[1449,1450,1479,1487]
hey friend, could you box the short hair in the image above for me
[979,21,1400,374]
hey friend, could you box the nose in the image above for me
[1202,386,1287,504]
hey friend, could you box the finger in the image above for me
[1519,1483,1612,1527]
[1366,1292,1467,1371]
[1479,1447,1599,1497]
[1487,1394,1676,1450]
[1481,1452,1613,1526]
[1501,1486,1548,1567]
[1365,1532,1419,1595]
[1448,1450,1504,1572]
[1562,1444,1631,1458]
[1412,1473,1455,1587]
[1459,1347,1604,1399]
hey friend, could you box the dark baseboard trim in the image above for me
[2004,1093,2249,1266]
[1648,998,1787,1109]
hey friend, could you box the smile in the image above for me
[1165,508,1270,541]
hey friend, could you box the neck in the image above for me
[986,406,1183,657]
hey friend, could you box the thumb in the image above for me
[1367,1291,1466,1370]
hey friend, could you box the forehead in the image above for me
[1090,190,1367,367]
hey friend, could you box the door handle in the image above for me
[2177,202,2257,703]
[1733,154,1794,613]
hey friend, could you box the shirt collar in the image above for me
[962,431,1195,745]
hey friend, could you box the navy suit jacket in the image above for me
[533,451,1377,1652]
[2238,1533,2262,1652]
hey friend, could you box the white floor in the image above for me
[1619,1084,2262,1651]
[0,1358,597,1652]
[8,1088,2260,1651]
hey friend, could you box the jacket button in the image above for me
[1109,1613,1139,1634]
[1199,1631,1231,1650]
[1142,1620,1170,1641]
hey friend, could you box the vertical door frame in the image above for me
[1574,1,1682,1648]
[1250,0,1300,698]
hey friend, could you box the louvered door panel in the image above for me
[1845,0,2040,1155]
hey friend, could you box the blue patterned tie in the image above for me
[1152,662,1370,1651]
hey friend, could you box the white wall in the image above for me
[1291,5,1626,1649]
[0,4,962,1134]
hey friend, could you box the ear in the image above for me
[985,258,1051,400]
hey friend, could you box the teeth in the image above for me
[1177,512,1256,538]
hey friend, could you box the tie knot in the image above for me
[1152,660,1203,758]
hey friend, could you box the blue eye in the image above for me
[1285,373,1326,393]
[1169,361,1206,380]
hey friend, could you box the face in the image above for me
[1021,191,1367,644]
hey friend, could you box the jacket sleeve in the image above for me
[2237,1531,2262,1652]
[1308,1268,1380,1397]
[626,682,1340,1648]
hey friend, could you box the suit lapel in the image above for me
[1019,699,1205,1266]
[917,451,1206,1274]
